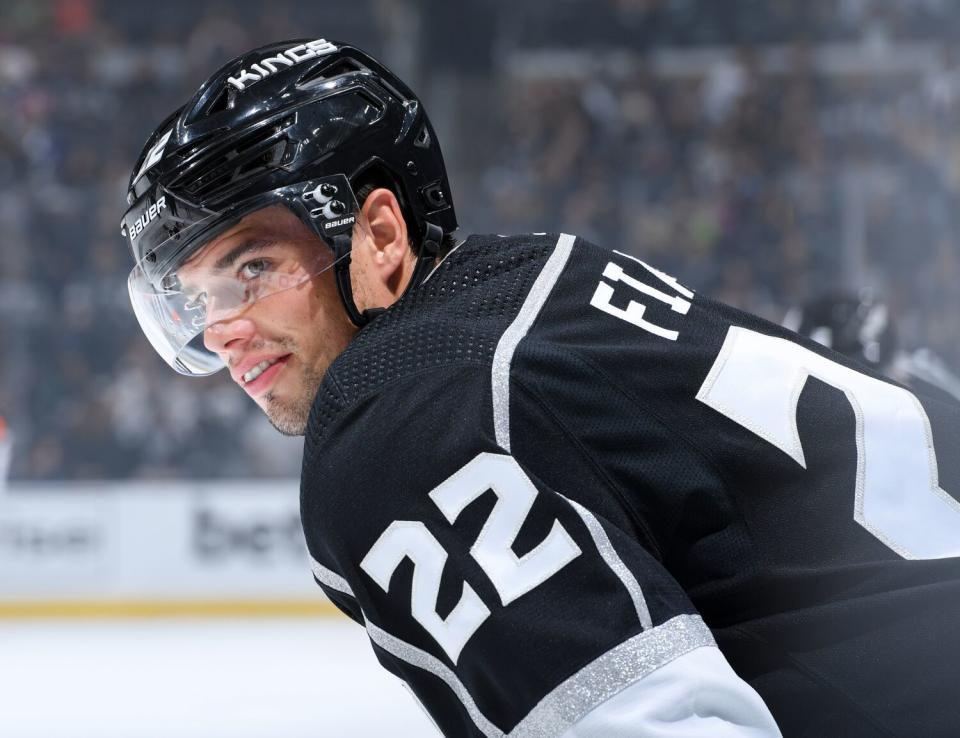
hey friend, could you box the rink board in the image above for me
[0,480,339,617]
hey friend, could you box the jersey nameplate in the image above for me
[590,250,694,340]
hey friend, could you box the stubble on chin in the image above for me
[261,361,326,436]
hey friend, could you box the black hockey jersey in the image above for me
[300,233,960,737]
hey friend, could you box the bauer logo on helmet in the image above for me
[126,196,167,243]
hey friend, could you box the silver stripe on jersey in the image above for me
[310,556,354,597]
[492,233,577,452]
[508,614,715,738]
[312,550,715,738]
[564,497,653,630]
[365,620,506,738]
[310,555,505,736]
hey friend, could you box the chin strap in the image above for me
[333,221,444,329]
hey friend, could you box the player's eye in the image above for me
[239,258,270,281]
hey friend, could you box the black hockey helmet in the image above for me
[785,292,897,368]
[121,38,457,376]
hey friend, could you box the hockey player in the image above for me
[121,39,960,737]
[785,291,960,405]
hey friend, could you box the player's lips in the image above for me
[231,354,292,394]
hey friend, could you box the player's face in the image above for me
[182,205,359,435]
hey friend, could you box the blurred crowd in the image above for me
[509,0,960,48]
[3,0,960,479]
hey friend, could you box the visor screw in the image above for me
[424,185,447,208]
[319,183,337,198]
[146,252,157,263]
[329,199,346,215]
[406,160,418,176]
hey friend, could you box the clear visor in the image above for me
[127,210,354,376]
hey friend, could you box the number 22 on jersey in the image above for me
[360,453,582,663]
[699,326,960,560]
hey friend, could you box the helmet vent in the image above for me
[201,85,237,117]
[174,120,293,201]
[414,126,431,149]
[297,59,363,90]
[235,140,287,176]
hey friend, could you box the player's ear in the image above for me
[359,187,411,289]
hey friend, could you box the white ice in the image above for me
[0,617,437,737]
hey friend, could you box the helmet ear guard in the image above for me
[334,162,446,327]
[331,219,443,328]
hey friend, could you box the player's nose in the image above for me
[203,314,256,354]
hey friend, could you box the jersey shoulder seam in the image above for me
[322,364,348,401]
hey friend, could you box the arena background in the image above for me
[2,1,959,736]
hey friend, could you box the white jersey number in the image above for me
[361,453,581,663]
[359,521,491,665]
[698,326,960,560]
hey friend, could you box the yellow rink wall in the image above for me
[0,599,343,619]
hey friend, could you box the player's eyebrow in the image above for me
[212,238,275,271]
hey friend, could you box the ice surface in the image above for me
[0,617,437,737]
